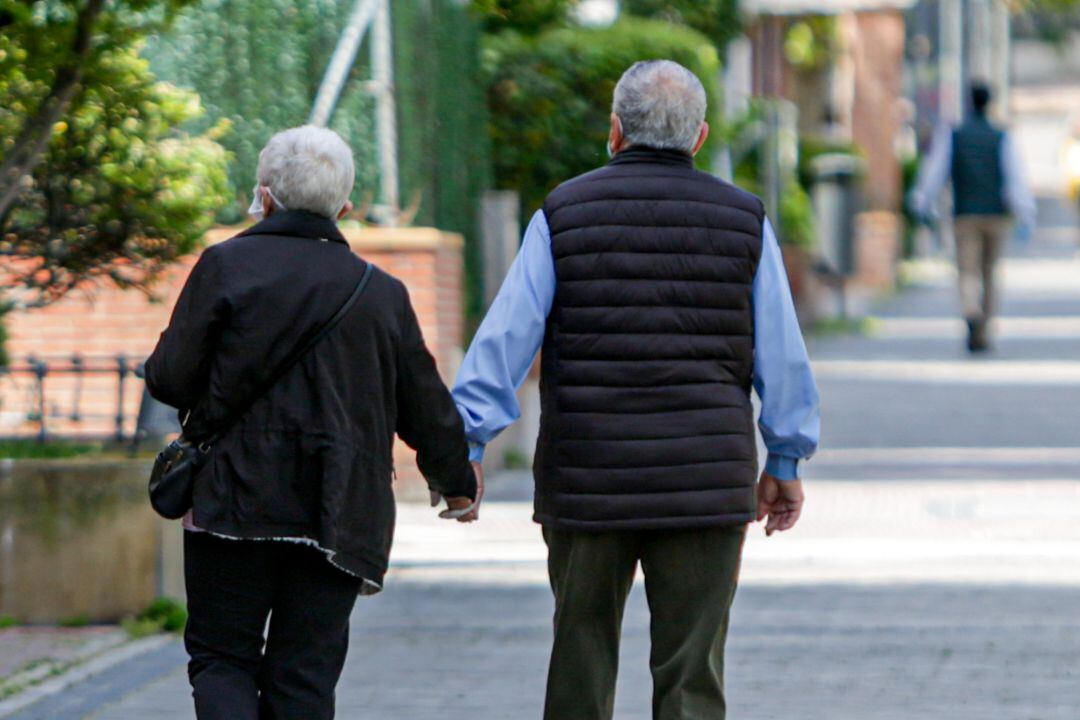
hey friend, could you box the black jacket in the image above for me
[145,210,475,588]
[536,148,764,530]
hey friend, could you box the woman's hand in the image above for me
[436,462,484,523]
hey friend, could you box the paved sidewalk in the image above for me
[9,202,1080,719]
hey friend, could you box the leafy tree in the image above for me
[0,31,231,307]
[483,16,722,215]
[0,0,200,223]
[620,0,741,49]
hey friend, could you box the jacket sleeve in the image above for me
[395,285,477,501]
[144,245,229,412]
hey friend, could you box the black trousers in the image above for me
[543,525,747,720]
[183,532,361,720]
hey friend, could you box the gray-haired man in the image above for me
[453,61,820,719]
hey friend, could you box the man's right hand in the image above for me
[756,472,804,536]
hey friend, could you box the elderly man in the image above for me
[146,126,476,719]
[453,60,820,719]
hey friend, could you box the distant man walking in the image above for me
[910,82,1036,352]
[452,60,820,720]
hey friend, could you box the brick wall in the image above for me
[1,226,465,495]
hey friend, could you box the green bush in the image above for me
[470,0,578,33]
[139,597,188,633]
[620,0,741,49]
[123,597,188,638]
[0,615,17,629]
[483,16,722,217]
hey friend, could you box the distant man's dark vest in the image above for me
[535,147,765,530]
[952,117,1007,216]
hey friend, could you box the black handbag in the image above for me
[148,262,375,519]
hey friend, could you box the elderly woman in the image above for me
[145,125,478,720]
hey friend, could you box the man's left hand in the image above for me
[756,472,804,536]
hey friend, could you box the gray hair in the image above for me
[612,60,707,153]
[256,125,355,219]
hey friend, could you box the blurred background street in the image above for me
[4,0,1080,718]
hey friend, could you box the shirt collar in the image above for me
[608,146,695,169]
[237,209,349,246]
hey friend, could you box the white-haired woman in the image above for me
[145,126,478,719]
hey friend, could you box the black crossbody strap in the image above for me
[198,262,375,442]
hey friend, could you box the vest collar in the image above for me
[237,209,349,246]
[609,146,695,169]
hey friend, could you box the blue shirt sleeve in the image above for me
[452,210,554,463]
[909,122,953,219]
[752,217,821,481]
[1000,132,1037,230]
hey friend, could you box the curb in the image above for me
[0,634,175,718]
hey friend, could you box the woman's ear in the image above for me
[337,201,354,221]
[262,187,276,218]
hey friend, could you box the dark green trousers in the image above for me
[542,524,746,720]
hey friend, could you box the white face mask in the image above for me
[248,185,287,220]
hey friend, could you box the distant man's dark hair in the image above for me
[971,82,992,115]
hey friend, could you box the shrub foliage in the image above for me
[483,16,722,215]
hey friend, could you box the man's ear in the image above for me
[337,200,353,221]
[690,122,710,157]
[609,113,624,155]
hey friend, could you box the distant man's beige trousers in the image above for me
[954,214,1010,321]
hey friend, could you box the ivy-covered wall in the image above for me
[146,0,491,316]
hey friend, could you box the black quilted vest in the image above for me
[535,147,765,530]
[952,117,1007,216]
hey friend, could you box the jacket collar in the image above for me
[608,146,695,169]
[237,209,349,246]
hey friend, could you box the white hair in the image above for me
[256,125,355,219]
[612,60,707,153]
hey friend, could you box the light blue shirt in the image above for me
[909,121,1037,231]
[452,210,821,481]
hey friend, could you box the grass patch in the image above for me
[0,440,102,460]
[57,614,91,628]
[123,597,187,639]
[0,615,17,629]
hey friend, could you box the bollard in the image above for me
[810,153,864,318]
[115,354,130,443]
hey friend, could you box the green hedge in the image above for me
[394,0,491,320]
[483,16,722,216]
